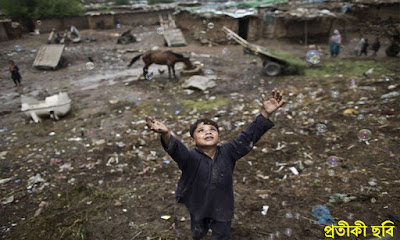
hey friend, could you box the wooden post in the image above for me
[304,20,308,46]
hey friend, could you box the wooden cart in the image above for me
[222,26,293,76]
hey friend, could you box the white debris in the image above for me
[182,75,216,91]
[0,178,12,184]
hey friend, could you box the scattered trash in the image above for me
[28,174,45,185]
[329,193,356,203]
[343,108,359,116]
[312,205,336,225]
[114,200,123,207]
[381,91,399,99]
[161,215,171,220]
[1,195,14,205]
[163,159,170,164]
[109,99,119,104]
[275,142,286,150]
[261,205,269,215]
[0,178,12,185]
[289,167,299,175]
[21,92,72,123]
[363,68,374,77]
[34,201,48,217]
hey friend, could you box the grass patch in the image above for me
[267,49,307,75]
[182,98,230,111]
[304,59,394,78]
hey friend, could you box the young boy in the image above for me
[9,60,22,87]
[146,90,285,239]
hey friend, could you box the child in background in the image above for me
[9,60,22,87]
[146,90,286,239]
[371,37,381,57]
[360,38,369,56]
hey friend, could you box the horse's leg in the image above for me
[167,65,172,79]
[143,64,151,78]
[172,64,176,79]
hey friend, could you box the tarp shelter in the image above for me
[33,45,65,69]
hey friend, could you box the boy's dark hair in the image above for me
[190,118,219,137]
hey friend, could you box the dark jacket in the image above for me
[161,114,274,221]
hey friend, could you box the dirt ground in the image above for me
[1,23,400,240]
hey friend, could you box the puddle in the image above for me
[75,66,170,90]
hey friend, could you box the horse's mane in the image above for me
[166,50,185,59]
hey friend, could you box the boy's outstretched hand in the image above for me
[146,116,169,134]
[261,89,286,118]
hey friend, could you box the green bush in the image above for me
[148,0,175,5]
[114,0,130,5]
[0,0,85,21]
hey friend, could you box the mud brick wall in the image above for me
[39,16,89,33]
[273,16,348,44]
[175,11,260,43]
[114,9,174,27]
[0,21,10,41]
[247,17,261,41]
[87,14,115,29]
[352,2,400,23]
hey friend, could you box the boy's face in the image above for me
[190,122,219,148]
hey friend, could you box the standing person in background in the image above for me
[9,60,22,87]
[360,38,369,56]
[356,37,365,56]
[371,37,381,57]
[330,29,341,57]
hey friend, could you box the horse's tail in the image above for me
[127,54,143,67]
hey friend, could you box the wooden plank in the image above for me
[163,29,187,47]
[222,26,286,63]
[32,45,65,69]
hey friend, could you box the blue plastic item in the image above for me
[312,205,337,225]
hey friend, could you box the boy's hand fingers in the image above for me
[278,100,286,108]
[277,92,282,102]
[148,116,155,123]
[275,90,281,100]
[261,94,266,102]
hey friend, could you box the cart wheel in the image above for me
[262,62,281,76]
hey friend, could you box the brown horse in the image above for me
[127,50,193,79]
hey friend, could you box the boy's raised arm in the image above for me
[146,116,170,146]
[225,89,286,161]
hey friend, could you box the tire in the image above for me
[262,62,281,76]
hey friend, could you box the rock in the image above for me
[2,195,14,205]
[0,178,12,184]
[304,160,314,166]
[114,200,123,207]
[182,75,216,91]
[381,91,399,99]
